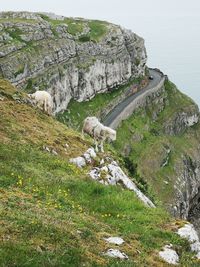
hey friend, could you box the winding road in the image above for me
[103,69,164,128]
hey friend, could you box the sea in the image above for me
[128,15,200,107]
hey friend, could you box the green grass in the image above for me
[0,142,193,267]
[14,65,25,77]
[88,20,108,42]
[4,28,24,42]
[39,14,108,41]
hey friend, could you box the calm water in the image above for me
[126,15,200,107]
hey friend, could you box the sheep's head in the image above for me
[27,93,37,105]
[110,130,116,141]
[27,93,34,99]
[105,128,116,142]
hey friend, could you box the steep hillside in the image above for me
[57,78,200,236]
[1,80,200,266]
[0,11,147,113]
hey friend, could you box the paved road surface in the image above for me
[103,69,163,127]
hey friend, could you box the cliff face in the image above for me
[0,12,147,113]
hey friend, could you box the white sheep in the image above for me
[28,91,53,115]
[82,116,116,152]
[82,116,99,137]
[93,124,116,152]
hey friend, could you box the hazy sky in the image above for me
[1,0,200,104]
[1,0,200,23]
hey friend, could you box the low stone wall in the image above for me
[108,76,166,129]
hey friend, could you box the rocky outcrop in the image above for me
[164,112,199,135]
[177,223,200,259]
[158,245,179,265]
[69,148,155,208]
[0,11,147,113]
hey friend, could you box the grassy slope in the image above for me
[0,79,199,267]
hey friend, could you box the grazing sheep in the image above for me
[28,91,53,115]
[93,124,116,152]
[82,116,116,152]
[82,116,99,137]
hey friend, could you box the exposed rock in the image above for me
[89,160,155,208]
[104,237,125,245]
[172,154,200,222]
[83,147,97,163]
[107,162,155,208]
[164,111,199,136]
[43,146,51,153]
[100,159,105,165]
[0,11,147,113]
[177,223,200,259]
[52,149,58,156]
[158,245,179,265]
[186,114,199,127]
[104,249,128,259]
[85,147,97,159]
[69,156,86,168]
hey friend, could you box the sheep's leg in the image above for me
[49,105,52,115]
[100,140,104,153]
[44,99,47,113]
[94,139,99,152]
[81,129,85,139]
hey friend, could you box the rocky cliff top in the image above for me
[0,11,147,112]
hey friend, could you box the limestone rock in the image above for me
[104,237,125,245]
[104,249,128,259]
[69,156,86,168]
[159,245,179,265]
[107,162,155,208]
[89,159,155,208]
[177,223,200,259]
[164,111,199,136]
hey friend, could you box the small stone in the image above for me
[52,149,58,156]
[104,249,128,259]
[100,159,105,165]
[104,237,125,245]
[83,152,92,163]
[43,146,51,153]
[86,147,97,159]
